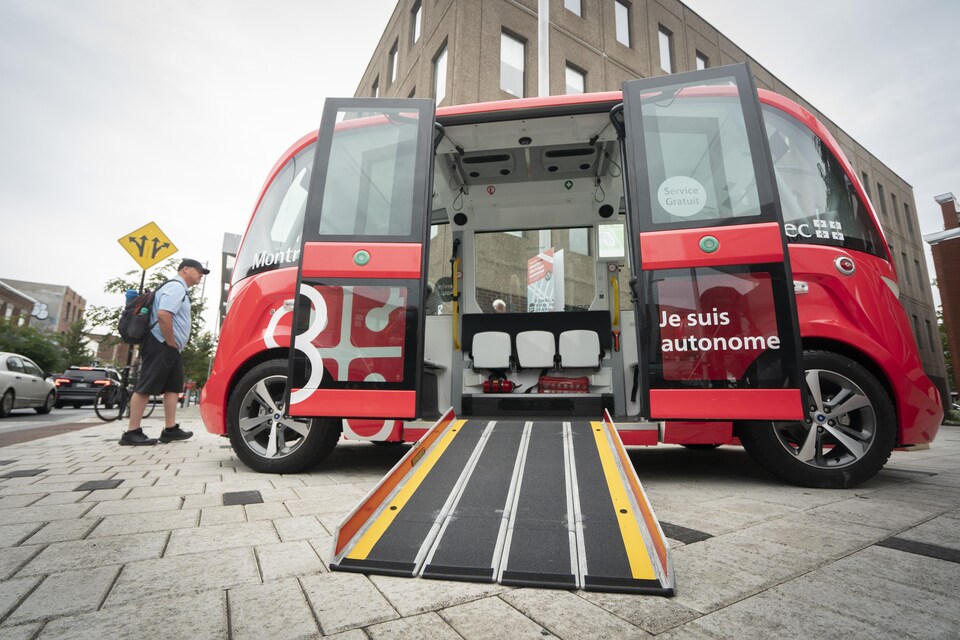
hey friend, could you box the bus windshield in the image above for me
[763,107,886,259]
[233,143,315,284]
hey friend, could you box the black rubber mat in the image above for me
[334,419,485,575]
[332,418,672,594]
[500,421,576,588]
[421,422,524,581]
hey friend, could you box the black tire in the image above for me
[36,391,56,414]
[54,401,64,409]
[0,390,13,417]
[72,403,83,409]
[737,350,896,489]
[227,360,341,474]
[681,444,722,450]
[94,387,123,422]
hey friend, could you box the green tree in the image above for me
[87,259,215,385]
[0,319,64,373]
[87,258,208,341]
[939,306,953,389]
[60,318,92,367]
[182,330,216,388]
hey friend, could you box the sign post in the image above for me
[116,222,178,366]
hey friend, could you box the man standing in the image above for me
[120,258,209,446]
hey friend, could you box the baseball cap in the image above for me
[178,258,210,275]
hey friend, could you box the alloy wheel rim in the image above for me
[772,368,877,469]
[238,375,312,460]
[2,392,12,413]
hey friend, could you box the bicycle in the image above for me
[94,361,157,422]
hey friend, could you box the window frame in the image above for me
[433,43,448,104]
[565,63,586,95]
[658,26,673,73]
[614,1,631,47]
[389,40,399,85]
[876,182,887,217]
[411,0,422,45]
[500,30,526,98]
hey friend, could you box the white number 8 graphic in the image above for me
[264,284,328,404]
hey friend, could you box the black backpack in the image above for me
[117,280,185,344]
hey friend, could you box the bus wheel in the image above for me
[737,350,896,489]
[227,360,341,474]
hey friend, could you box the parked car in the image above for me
[53,366,121,408]
[0,352,57,417]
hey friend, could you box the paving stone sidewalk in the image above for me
[1,407,958,639]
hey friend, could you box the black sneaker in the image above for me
[158,424,193,443]
[120,428,157,446]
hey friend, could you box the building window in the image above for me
[696,52,709,70]
[876,183,887,217]
[926,319,936,351]
[658,26,673,73]
[904,203,913,232]
[564,0,581,17]
[500,31,525,97]
[565,64,585,95]
[861,171,871,197]
[912,314,922,348]
[901,252,910,285]
[891,193,899,224]
[411,1,422,45]
[372,76,379,98]
[408,86,417,98]
[433,45,448,104]
[615,1,630,47]
[914,259,924,289]
[389,40,399,85]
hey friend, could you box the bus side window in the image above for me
[233,143,316,283]
[763,107,884,259]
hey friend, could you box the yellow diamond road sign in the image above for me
[118,222,178,270]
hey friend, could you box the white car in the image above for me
[0,352,57,417]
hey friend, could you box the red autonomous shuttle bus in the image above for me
[201,65,941,488]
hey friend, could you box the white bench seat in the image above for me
[559,330,601,369]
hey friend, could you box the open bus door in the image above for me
[287,98,437,420]
[618,63,805,422]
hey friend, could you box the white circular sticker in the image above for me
[658,176,707,218]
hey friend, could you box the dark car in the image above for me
[54,366,121,408]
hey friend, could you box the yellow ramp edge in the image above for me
[347,419,467,560]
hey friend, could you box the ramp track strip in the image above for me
[331,416,673,595]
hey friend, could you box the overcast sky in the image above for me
[1,0,957,332]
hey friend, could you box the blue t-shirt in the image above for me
[149,277,190,350]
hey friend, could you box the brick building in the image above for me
[355,0,949,406]
[924,193,959,398]
[0,279,86,333]
[0,281,37,326]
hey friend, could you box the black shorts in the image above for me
[136,334,185,395]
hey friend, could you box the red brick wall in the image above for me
[934,198,960,396]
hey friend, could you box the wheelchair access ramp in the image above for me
[330,410,674,595]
